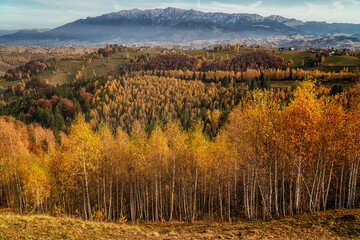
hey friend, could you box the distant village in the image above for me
[278,47,355,56]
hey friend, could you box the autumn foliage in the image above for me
[1,80,360,223]
[2,42,360,224]
[5,59,52,81]
[202,51,284,72]
[25,76,53,91]
[126,51,284,73]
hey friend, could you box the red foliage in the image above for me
[24,114,32,122]
[79,88,93,103]
[127,52,284,73]
[50,95,60,106]
[60,98,75,118]
[128,54,205,72]
[5,59,48,81]
[30,99,52,109]
[25,76,52,90]
[202,51,285,72]
[98,47,113,58]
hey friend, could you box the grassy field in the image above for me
[0,209,360,239]
[1,47,359,94]
[34,49,161,86]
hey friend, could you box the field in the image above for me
[0,48,159,91]
[1,46,360,93]
[0,46,98,77]
[0,209,359,239]
[0,47,360,88]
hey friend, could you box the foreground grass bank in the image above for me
[0,209,359,239]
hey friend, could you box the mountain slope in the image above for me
[43,7,305,41]
[1,7,360,45]
[0,30,17,37]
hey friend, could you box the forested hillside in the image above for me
[0,45,360,223]
[1,79,360,222]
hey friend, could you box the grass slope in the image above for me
[1,47,359,92]
[0,209,360,239]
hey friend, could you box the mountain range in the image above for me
[1,7,360,47]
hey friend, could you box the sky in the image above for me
[1,0,360,30]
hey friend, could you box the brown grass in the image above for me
[0,209,359,239]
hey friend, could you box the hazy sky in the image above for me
[1,0,360,30]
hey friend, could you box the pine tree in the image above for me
[54,105,65,132]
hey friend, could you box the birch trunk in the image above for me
[294,149,302,214]
[169,156,176,221]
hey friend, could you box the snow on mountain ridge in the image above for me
[92,7,293,26]
[2,7,360,46]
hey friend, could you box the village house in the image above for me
[323,50,334,56]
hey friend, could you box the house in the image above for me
[323,50,334,56]
[308,48,317,53]
[278,47,287,51]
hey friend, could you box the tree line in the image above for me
[4,59,54,81]
[124,54,360,84]
[125,52,285,73]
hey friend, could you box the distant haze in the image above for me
[1,0,360,30]
[1,7,360,48]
